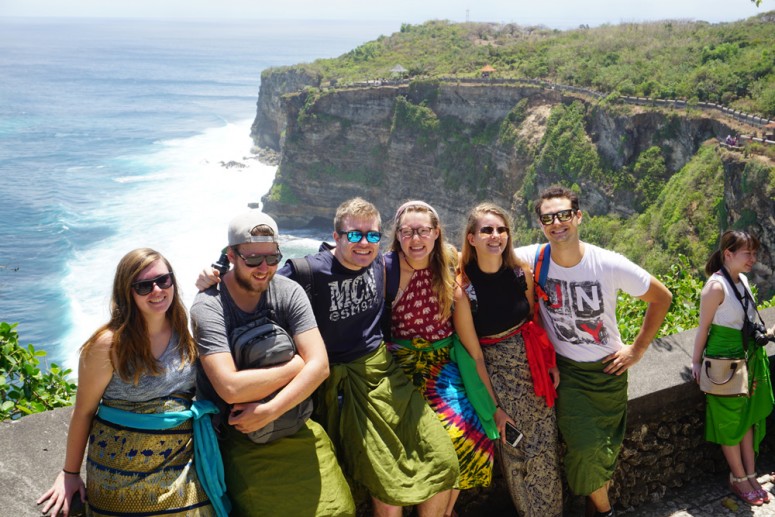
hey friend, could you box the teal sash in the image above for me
[97,399,230,517]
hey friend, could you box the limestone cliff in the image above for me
[258,83,728,225]
[251,66,321,151]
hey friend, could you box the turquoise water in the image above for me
[0,17,398,371]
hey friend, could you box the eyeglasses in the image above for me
[479,226,509,236]
[236,251,283,267]
[397,226,434,239]
[539,209,575,226]
[337,230,382,243]
[132,272,174,296]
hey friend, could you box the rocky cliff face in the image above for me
[251,67,321,151]
[721,153,775,293]
[257,81,741,238]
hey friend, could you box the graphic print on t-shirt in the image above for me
[327,268,379,322]
[544,277,609,346]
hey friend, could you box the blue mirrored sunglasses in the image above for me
[338,230,381,243]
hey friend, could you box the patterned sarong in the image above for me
[220,419,355,516]
[482,333,563,516]
[556,355,628,496]
[388,335,494,490]
[86,396,215,516]
[705,324,774,451]
[316,344,459,506]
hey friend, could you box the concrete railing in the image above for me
[3,308,774,515]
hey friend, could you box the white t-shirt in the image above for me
[515,242,651,362]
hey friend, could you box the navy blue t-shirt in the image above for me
[278,250,385,364]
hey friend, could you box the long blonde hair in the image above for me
[82,248,196,383]
[390,202,456,320]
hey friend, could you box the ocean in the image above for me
[0,17,399,372]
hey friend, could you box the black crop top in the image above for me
[463,262,530,337]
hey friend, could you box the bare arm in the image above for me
[37,332,114,516]
[604,275,673,375]
[200,352,305,405]
[691,280,724,382]
[229,327,329,433]
[453,285,514,442]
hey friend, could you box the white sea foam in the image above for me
[60,119,283,372]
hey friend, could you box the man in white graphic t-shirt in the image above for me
[515,185,672,517]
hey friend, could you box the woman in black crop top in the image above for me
[454,202,563,517]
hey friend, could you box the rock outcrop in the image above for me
[257,82,734,229]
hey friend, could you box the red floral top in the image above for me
[391,268,452,342]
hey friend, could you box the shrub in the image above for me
[0,322,76,421]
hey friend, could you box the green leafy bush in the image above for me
[617,255,775,344]
[0,322,76,421]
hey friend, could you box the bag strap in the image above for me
[533,244,551,302]
[288,257,314,303]
[384,251,400,305]
[703,359,742,385]
[218,282,274,340]
[718,266,752,353]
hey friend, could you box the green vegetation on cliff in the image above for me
[1,322,75,421]
[286,13,775,118]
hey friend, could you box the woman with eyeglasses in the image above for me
[691,230,774,506]
[454,203,563,517]
[385,200,496,517]
[38,248,222,517]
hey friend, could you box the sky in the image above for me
[1,0,772,29]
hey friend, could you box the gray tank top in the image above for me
[102,332,196,402]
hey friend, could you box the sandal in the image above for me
[747,473,772,503]
[730,473,764,506]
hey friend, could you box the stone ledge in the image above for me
[3,309,774,515]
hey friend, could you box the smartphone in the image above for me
[505,422,524,448]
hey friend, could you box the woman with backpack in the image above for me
[385,200,496,517]
[454,202,563,517]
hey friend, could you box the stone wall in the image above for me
[4,308,775,515]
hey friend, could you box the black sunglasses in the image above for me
[236,251,283,267]
[539,209,575,226]
[479,225,509,235]
[338,230,382,243]
[132,272,174,296]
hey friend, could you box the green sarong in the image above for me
[220,419,355,517]
[556,355,628,496]
[705,324,774,452]
[316,344,459,506]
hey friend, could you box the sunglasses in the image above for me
[398,226,434,239]
[132,272,174,296]
[236,251,283,267]
[539,209,575,226]
[479,225,509,236]
[338,230,382,243]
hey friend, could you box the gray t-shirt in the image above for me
[190,274,317,418]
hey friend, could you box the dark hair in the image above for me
[533,185,580,217]
[705,230,760,276]
[82,248,196,383]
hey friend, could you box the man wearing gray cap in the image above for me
[197,198,458,516]
[190,208,354,516]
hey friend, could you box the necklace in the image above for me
[402,252,427,271]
